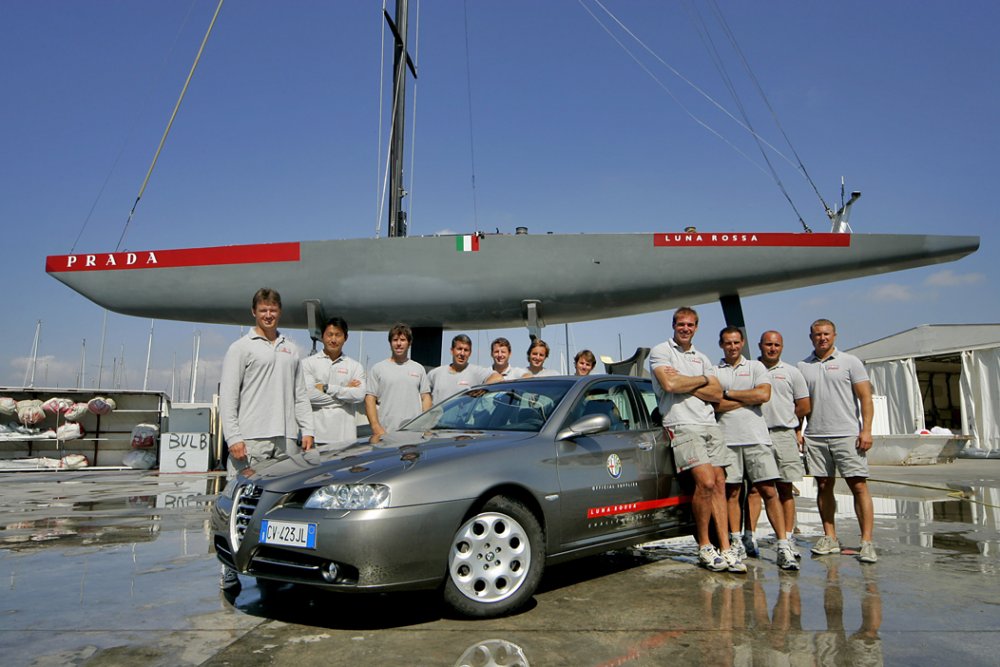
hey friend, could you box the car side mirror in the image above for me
[556,414,612,441]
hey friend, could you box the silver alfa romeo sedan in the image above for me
[212,375,695,618]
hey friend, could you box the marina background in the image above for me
[2,1,996,397]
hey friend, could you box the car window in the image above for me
[635,380,659,427]
[403,381,573,432]
[563,379,640,432]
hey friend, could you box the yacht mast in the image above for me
[386,0,416,238]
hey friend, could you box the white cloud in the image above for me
[868,284,915,302]
[5,355,82,388]
[924,270,985,287]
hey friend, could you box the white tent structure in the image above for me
[848,324,1000,452]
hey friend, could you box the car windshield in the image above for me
[403,380,574,432]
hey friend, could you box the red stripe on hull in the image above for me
[653,232,851,247]
[587,495,692,519]
[46,242,301,273]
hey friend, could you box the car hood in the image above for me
[240,429,536,493]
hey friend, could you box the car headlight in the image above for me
[304,484,390,510]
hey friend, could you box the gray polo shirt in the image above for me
[648,338,717,427]
[301,353,366,444]
[367,358,430,431]
[428,364,494,403]
[798,348,869,437]
[219,330,315,447]
[715,357,771,446]
[760,360,809,429]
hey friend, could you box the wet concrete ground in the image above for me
[1,461,998,666]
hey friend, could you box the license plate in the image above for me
[259,520,317,549]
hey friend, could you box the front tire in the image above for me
[442,496,545,618]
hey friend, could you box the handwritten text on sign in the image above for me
[160,432,210,473]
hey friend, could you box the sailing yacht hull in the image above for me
[45,232,979,329]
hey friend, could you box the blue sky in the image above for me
[2,0,996,397]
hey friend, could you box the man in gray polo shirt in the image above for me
[749,330,811,558]
[714,326,798,571]
[490,337,526,380]
[218,287,315,592]
[798,318,877,563]
[365,323,432,436]
[649,307,745,573]
[428,334,502,403]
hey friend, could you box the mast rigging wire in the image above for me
[685,0,811,231]
[406,0,422,232]
[705,0,832,217]
[577,0,765,177]
[584,0,821,228]
[70,0,202,253]
[115,0,225,253]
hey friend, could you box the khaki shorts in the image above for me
[666,423,732,473]
[804,435,869,479]
[769,428,805,483]
[725,442,780,484]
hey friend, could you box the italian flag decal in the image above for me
[456,235,480,252]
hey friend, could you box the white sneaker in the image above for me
[811,535,842,555]
[777,544,800,571]
[788,535,802,559]
[699,545,727,572]
[721,546,748,574]
[731,535,747,560]
[858,541,878,563]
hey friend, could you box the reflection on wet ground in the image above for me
[1,462,999,666]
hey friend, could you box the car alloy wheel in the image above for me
[443,496,544,618]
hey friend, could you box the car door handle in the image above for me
[638,441,655,451]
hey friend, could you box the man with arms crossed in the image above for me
[798,319,877,563]
[650,307,745,573]
[746,330,811,558]
[365,323,432,436]
[301,317,366,447]
[714,326,798,571]
[428,334,502,403]
[218,287,315,592]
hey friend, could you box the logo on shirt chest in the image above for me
[825,364,840,372]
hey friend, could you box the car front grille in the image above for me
[230,483,263,551]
